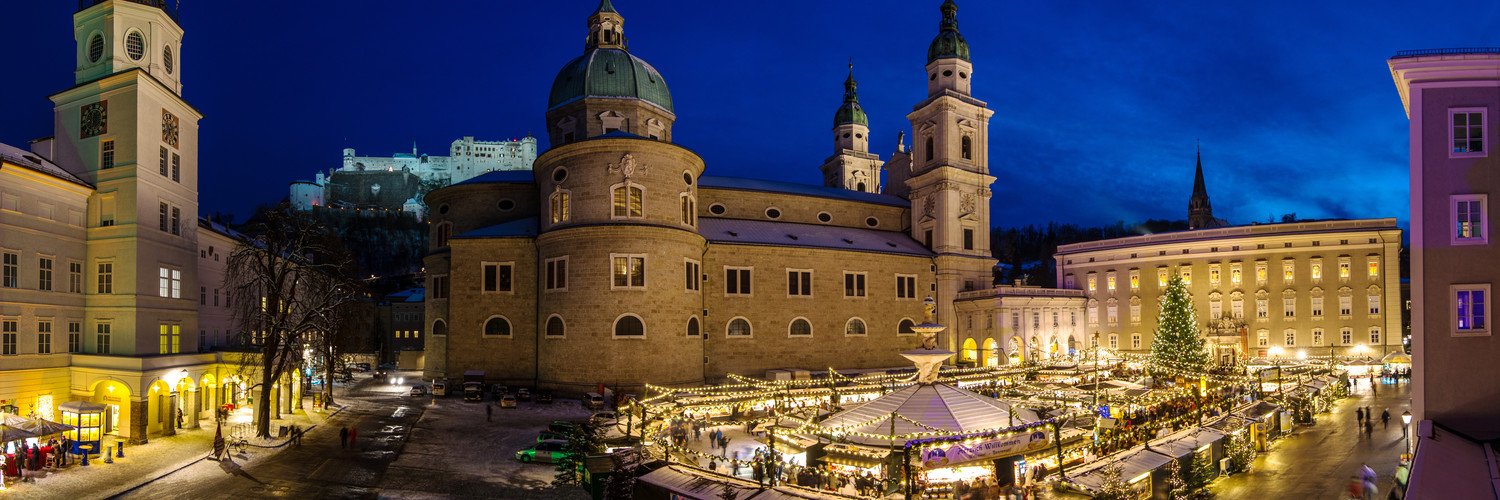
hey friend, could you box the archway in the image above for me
[960,337,978,365]
[146,379,173,437]
[982,338,999,367]
[88,379,132,440]
[200,373,218,422]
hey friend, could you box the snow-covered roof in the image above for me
[699,218,931,257]
[1145,426,1227,458]
[699,175,909,207]
[1066,445,1175,491]
[0,142,90,188]
[454,217,538,239]
[385,287,425,302]
[450,169,535,186]
[817,383,1039,446]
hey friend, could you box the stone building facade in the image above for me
[424,0,1004,391]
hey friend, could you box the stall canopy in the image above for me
[1065,445,1176,493]
[4,414,76,437]
[638,464,862,499]
[1203,415,1253,435]
[0,424,39,443]
[816,383,1039,446]
[1232,401,1279,422]
[1145,427,1227,458]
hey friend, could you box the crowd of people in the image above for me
[3,436,77,484]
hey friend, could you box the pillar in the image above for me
[187,389,201,429]
[164,392,178,437]
[128,399,149,445]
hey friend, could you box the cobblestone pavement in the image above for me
[1212,377,1413,499]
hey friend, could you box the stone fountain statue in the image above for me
[904,296,952,384]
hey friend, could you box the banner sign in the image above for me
[920,430,1051,468]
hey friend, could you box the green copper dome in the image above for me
[833,69,868,127]
[548,48,673,113]
[927,0,971,63]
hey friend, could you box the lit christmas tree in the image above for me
[1149,274,1211,376]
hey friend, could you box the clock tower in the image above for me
[905,0,997,351]
[52,0,203,362]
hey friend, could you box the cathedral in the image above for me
[422,0,1055,389]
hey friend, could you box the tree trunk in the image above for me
[255,343,278,438]
[323,343,336,407]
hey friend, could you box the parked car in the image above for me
[373,369,388,380]
[536,430,568,443]
[591,411,618,426]
[411,384,429,396]
[535,390,554,404]
[549,420,587,434]
[585,392,606,410]
[353,363,371,372]
[516,388,532,401]
[499,394,518,408]
[516,440,574,464]
[463,382,484,402]
[431,380,448,397]
[378,362,397,370]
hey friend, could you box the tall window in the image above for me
[1310,296,1323,319]
[37,321,51,354]
[1087,300,1099,326]
[1257,329,1269,347]
[1255,261,1268,285]
[686,317,700,337]
[1256,297,1268,319]
[550,190,571,224]
[684,260,700,291]
[1108,334,1118,349]
[1283,295,1296,318]
[843,272,867,297]
[726,317,751,337]
[1451,108,1486,156]
[1312,328,1324,346]
[963,229,975,251]
[96,262,113,293]
[96,322,111,354]
[1179,267,1192,286]
[961,136,972,160]
[1231,295,1244,318]
[1339,295,1353,317]
[1340,328,1352,345]
[158,324,180,354]
[159,202,169,232]
[69,262,82,293]
[1131,333,1141,349]
[1230,263,1242,286]
[1338,258,1351,280]
[612,255,646,289]
[1130,297,1142,323]
[159,146,169,176]
[101,140,115,169]
[1,320,15,355]
[725,267,752,296]
[171,152,180,182]
[171,206,180,235]
[1107,299,1119,326]
[787,269,812,297]
[1157,268,1168,287]
[545,257,568,291]
[895,274,917,299]
[1106,272,1117,292]
[158,267,181,298]
[612,183,644,218]
[482,262,514,293]
[1310,260,1323,282]
[430,275,449,299]
[845,318,867,336]
[1209,265,1221,287]
[1367,257,1380,279]
[67,322,81,353]
[1284,329,1296,346]
[679,195,695,225]
[1087,273,1097,292]
[925,136,934,161]
[1369,327,1381,345]
[2,252,16,288]
[1453,194,1487,244]
[434,222,452,248]
[1368,293,1382,315]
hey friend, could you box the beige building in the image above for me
[1390,49,1500,496]
[1055,218,1404,360]
[424,1,1011,391]
[0,0,296,444]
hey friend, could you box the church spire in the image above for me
[586,0,626,50]
[1189,144,1216,229]
[834,62,867,127]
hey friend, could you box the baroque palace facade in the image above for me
[0,0,300,444]
[424,1,1406,390]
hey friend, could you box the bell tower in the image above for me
[821,65,883,193]
[73,0,185,95]
[1188,146,1216,229]
[905,0,997,351]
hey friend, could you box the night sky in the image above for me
[3,1,1498,229]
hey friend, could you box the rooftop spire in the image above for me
[843,60,859,102]
[939,0,959,32]
[595,0,618,14]
[586,0,626,50]
[1189,144,1215,229]
[927,0,971,63]
[833,61,868,127]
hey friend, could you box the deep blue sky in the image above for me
[4,1,1498,229]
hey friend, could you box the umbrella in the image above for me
[3,415,75,436]
[0,424,40,443]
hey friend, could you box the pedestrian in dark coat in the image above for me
[1356,407,1364,423]
[1381,409,1391,428]
[339,426,349,448]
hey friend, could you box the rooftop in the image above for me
[453,217,538,239]
[698,218,931,257]
[0,142,91,188]
[1391,47,1500,59]
[1054,218,1400,255]
[450,169,535,187]
[698,175,909,207]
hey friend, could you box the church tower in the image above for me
[905,0,997,350]
[1188,147,1216,229]
[821,66,883,193]
[51,0,204,361]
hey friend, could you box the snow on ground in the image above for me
[3,403,337,499]
[379,392,592,499]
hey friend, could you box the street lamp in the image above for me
[1401,409,1413,453]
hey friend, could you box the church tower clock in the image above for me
[905,0,998,350]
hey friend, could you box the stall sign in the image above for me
[920,430,1051,468]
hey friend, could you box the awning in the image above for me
[1405,424,1500,500]
[1233,401,1280,421]
[1146,427,1228,458]
[2,415,75,436]
[638,464,766,499]
[1065,446,1175,493]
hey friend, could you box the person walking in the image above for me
[708,458,718,472]
[1364,420,1374,439]
[339,426,349,449]
[1381,409,1391,429]
[486,403,492,422]
[1356,407,1364,424]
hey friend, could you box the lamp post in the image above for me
[1401,409,1413,453]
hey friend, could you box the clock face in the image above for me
[80,101,108,138]
[161,109,179,149]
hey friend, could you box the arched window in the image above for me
[613,315,644,337]
[612,182,644,218]
[856,182,866,191]
[789,318,812,336]
[550,190,571,224]
[961,136,972,160]
[845,318,867,336]
[546,315,565,337]
[680,194,695,225]
[686,317,700,337]
[435,222,452,248]
[483,316,511,336]
[898,318,916,335]
[431,319,448,336]
[727,317,752,337]
[925,137,935,161]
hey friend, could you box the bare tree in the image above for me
[224,204,359,438]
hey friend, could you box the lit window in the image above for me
[1230,264,1242,286]
[1255,261,1268,285]
[158,324,180,354]
[1180,267,1192,286]
[1209,265,1221,287]
[1087,273,1097,292]
[1450,108,1487,157]
[1455,285,1489,335]
[158,267,181,298]
[1283,260,1295,282]
[1338,258,1351,280]
[1106,272,1116,292]
[1367,257,1380,278]
[1310,260,1322,281]
[1452,194,1488,244]
[550,190,571,224]
[612,183,644,218]
[612,255,646,289]
[1157,268,1168,287]
[1129,270,1140,291]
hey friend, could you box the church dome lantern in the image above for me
[927,0,971,63]
[546,0,673,114]
[833,66,868,128]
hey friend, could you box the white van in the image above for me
[586,392,606,410]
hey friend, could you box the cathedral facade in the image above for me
[423,0,1024,389]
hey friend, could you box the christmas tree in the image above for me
[1149,274,1211,376]
[1094,462,1133,500]
[1163,456,1191,500]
